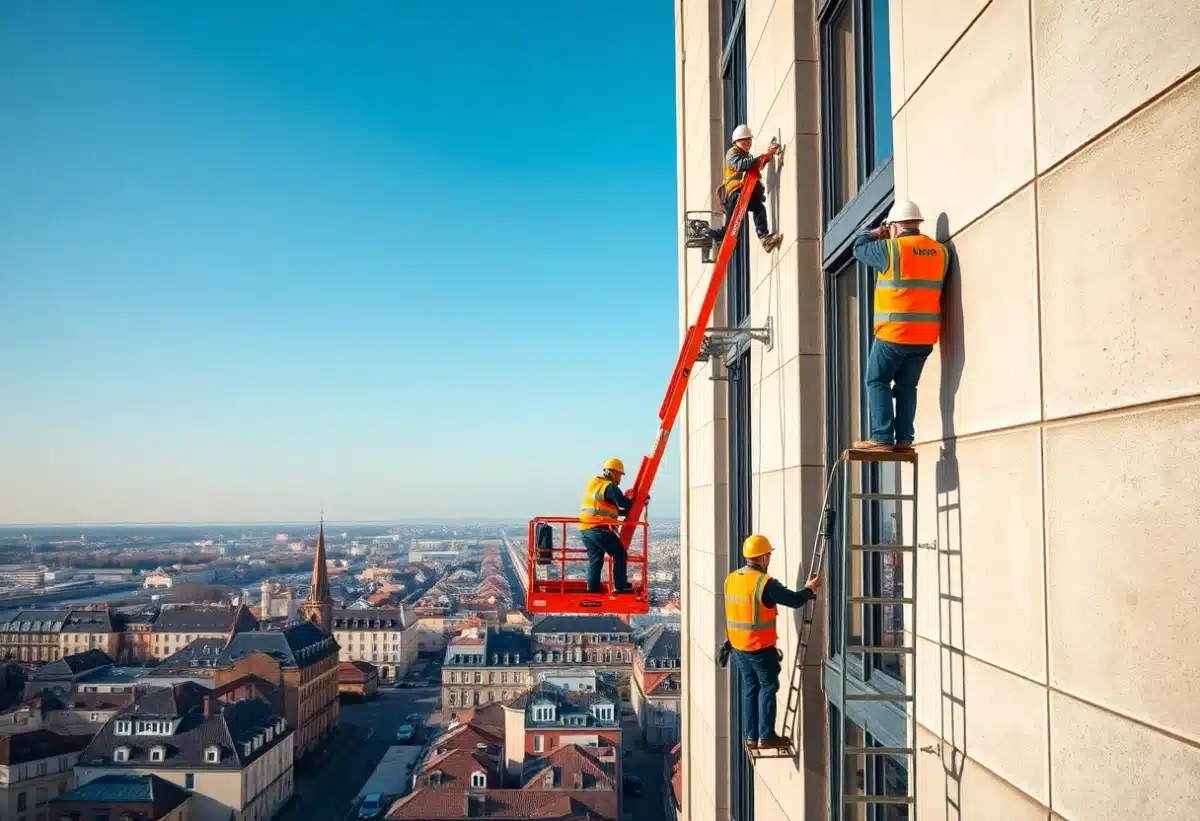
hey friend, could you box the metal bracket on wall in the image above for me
[697,317,773,365]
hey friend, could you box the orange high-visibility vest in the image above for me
[579,476,620,531]
[873,234,948,345]
[724,566,777,652]
[722,146,752,196]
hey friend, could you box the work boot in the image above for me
[853,440,895,451]
[758,734,791,749]
[895,441,915,452]
[613,586,636,595]
[760,233,782,252]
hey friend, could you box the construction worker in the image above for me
[578,458,640,595]
[709,125,783,252]
[723,534,821,750]
[851,199,949,451]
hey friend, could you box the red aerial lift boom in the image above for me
[527,147,776,615]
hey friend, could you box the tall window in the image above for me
[820,0,905,818]
[722,3,754,821]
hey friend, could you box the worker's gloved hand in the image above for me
[718,640,732,668]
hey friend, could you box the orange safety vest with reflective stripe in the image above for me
[873,233,949,345]
[722,146,753,197]
[579,476,620,531]
[724,566,777,652]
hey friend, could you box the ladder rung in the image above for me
[848,596,913,605]
[844,692,914,702]
[845,646,914,654]
[851,492,915,501]
[849,543,915,553]
[845,746,913,756]
[843,796,915,805]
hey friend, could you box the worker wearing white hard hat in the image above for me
[709,124,783,252]
[850,199,950,452]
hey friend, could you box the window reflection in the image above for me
[833,3,858,212]
[869,0,893,170]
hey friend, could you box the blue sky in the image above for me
[0,1,681,524]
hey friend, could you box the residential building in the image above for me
[212,622,339,761]
[0,690,135,736]
[49,774,192,821]
[147,638,228,683]
[143,568,216,589]
[502,680,622,768]
[150,606,257,661]
[529,616,635,694]
[0,609,120,665]
[74,680,293,821]
[0,567,46,587]
[388,689,618,821]
[338,661,378,699]
[440,628,531,722]
[57,610,121,660]
[665,744,681,821]
[673,2,1200,820]
[119,613,157,663]
[0,729,91,821]
[630,625,680,749]
[530,669,616,694]
[22,651,114,699]
[330,607,419,681]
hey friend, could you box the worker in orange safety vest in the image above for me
[578,458,642,595]
[851,199,949,451]
[722,534,821,749]
[708,124,783,252]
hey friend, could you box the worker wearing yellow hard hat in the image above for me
[722,534,821,750]
[578,457,642,595]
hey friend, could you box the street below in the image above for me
[278,684,442,821]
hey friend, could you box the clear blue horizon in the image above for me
[0,1,682,524]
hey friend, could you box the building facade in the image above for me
[0,610,120,666]
[0,730,90,821]
[213,623,339,761]
[440,628,531,723]
[528,616,636,692]
[631,625,681,750]
[49,774,192,821]
[331,607,419,681]
[674,2,1200,821]
[74,681,294,821]
[150,605,258,662]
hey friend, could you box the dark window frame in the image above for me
[820,0,909,816]
[722,4,754,820]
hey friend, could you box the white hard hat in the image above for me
[731,124,753,142]
[887,199,923,223]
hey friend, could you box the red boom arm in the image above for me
[618,154,771,544]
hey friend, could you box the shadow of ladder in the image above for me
[938,475,966,821]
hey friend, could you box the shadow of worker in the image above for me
[932,212,967,820]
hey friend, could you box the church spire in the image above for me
[301,516,332,633]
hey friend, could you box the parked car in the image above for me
[358,793,385,820]
[394,724,416,743]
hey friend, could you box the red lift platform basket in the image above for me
[525,144,776,616]
[526,516,650,615]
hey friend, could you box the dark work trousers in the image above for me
[733,646,782,742]
[580,526,629,593]
[712,182,769,240]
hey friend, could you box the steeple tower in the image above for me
[301,517,332,633]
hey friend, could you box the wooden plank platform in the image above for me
[746,739,795,760]
[841,446,918,464]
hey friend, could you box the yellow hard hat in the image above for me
[603,458,625,474]
[742,534,773,559]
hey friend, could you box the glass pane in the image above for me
[872,465,908,684]
[869,0,894,169]
[833,3,858,212]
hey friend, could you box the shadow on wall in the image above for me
[933,212,967,821]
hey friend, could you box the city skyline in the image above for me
[0,2,682,524]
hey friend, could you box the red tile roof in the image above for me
[521,744,615,791]
[414,747,503,790]
[386,788,616,820]
[669,743,682,809]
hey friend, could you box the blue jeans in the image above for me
[866,338,933,444]
[733,647,781,742]
[580,527,628,593]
